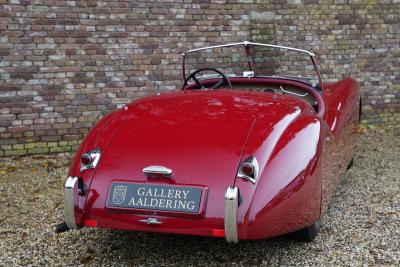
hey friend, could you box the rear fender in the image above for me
[67,110,120,226]
[237,115,324,240]
[68,111,117,177]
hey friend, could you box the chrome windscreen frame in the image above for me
[224,186,239,243]
[182,41,323,91]
[64,176,79,229]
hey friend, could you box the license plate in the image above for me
[107,182,203,213]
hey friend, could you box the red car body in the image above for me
[62,42,360,243]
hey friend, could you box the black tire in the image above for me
[347,158,354,170]
[289,220,321,242]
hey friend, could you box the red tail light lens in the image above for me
[237,156,259,184]
[240,162,254,176]
[212,229,225,237]
[80,154,92,165]
[84,219,97,227]
[79,148,101,172]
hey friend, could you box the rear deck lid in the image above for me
[87,90,306,217]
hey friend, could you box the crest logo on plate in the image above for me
[112,185,127,204]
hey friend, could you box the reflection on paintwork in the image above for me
[236,117,322,239]
[337,101,342,111]
[259,122,320,212]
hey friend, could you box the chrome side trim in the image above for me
[237,156,260,184]
[224,186,239,243]
[80,148,101,172]
[64,176,79,229]
[143,166,173,178]
[139,217,163,225]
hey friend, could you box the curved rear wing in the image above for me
[182,41,323,91]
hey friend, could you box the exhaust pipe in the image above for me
[55,221,70,233]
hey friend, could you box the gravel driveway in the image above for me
[0,128,399,266]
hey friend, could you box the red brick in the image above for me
[0,1,399,157]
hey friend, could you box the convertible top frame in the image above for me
[182,41,323,91]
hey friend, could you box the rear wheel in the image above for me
[289,220,321,242]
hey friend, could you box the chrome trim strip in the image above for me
[186,42,248,53]
[237,156,260,184]
[280,86,309,97]
[143,166,173,178]
[64,176,79,229]
[139,217,163,225]
[224,186,239,243]
[185,41,315,56]
[80,148,101,172]
[246,41,315,56]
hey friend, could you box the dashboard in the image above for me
[231,84,318,109]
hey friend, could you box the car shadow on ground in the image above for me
[86,228,305,266]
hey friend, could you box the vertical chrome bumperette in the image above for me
[224,186,239,243]
[64,176,79,229]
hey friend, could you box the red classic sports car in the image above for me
[56,41,360,243]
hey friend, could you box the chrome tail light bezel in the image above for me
[237,155,259,184]
[80,148,101,172]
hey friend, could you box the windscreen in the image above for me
[185,45,248,79]
[184,44,319,85]
[251,45,319,84]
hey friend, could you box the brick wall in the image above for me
[0,0,399,156]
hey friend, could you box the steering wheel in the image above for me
[182,68,232,90]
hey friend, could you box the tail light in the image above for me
[240,162,254,176]
[80,148,101,172]
[212,229,225,237]
[237,156,259,184]
[80,154,92,165]
[84,219,98,227]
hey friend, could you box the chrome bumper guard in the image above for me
[65,176,79,229]
[224,186,239,243]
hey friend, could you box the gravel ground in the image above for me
[0,128,399,266]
